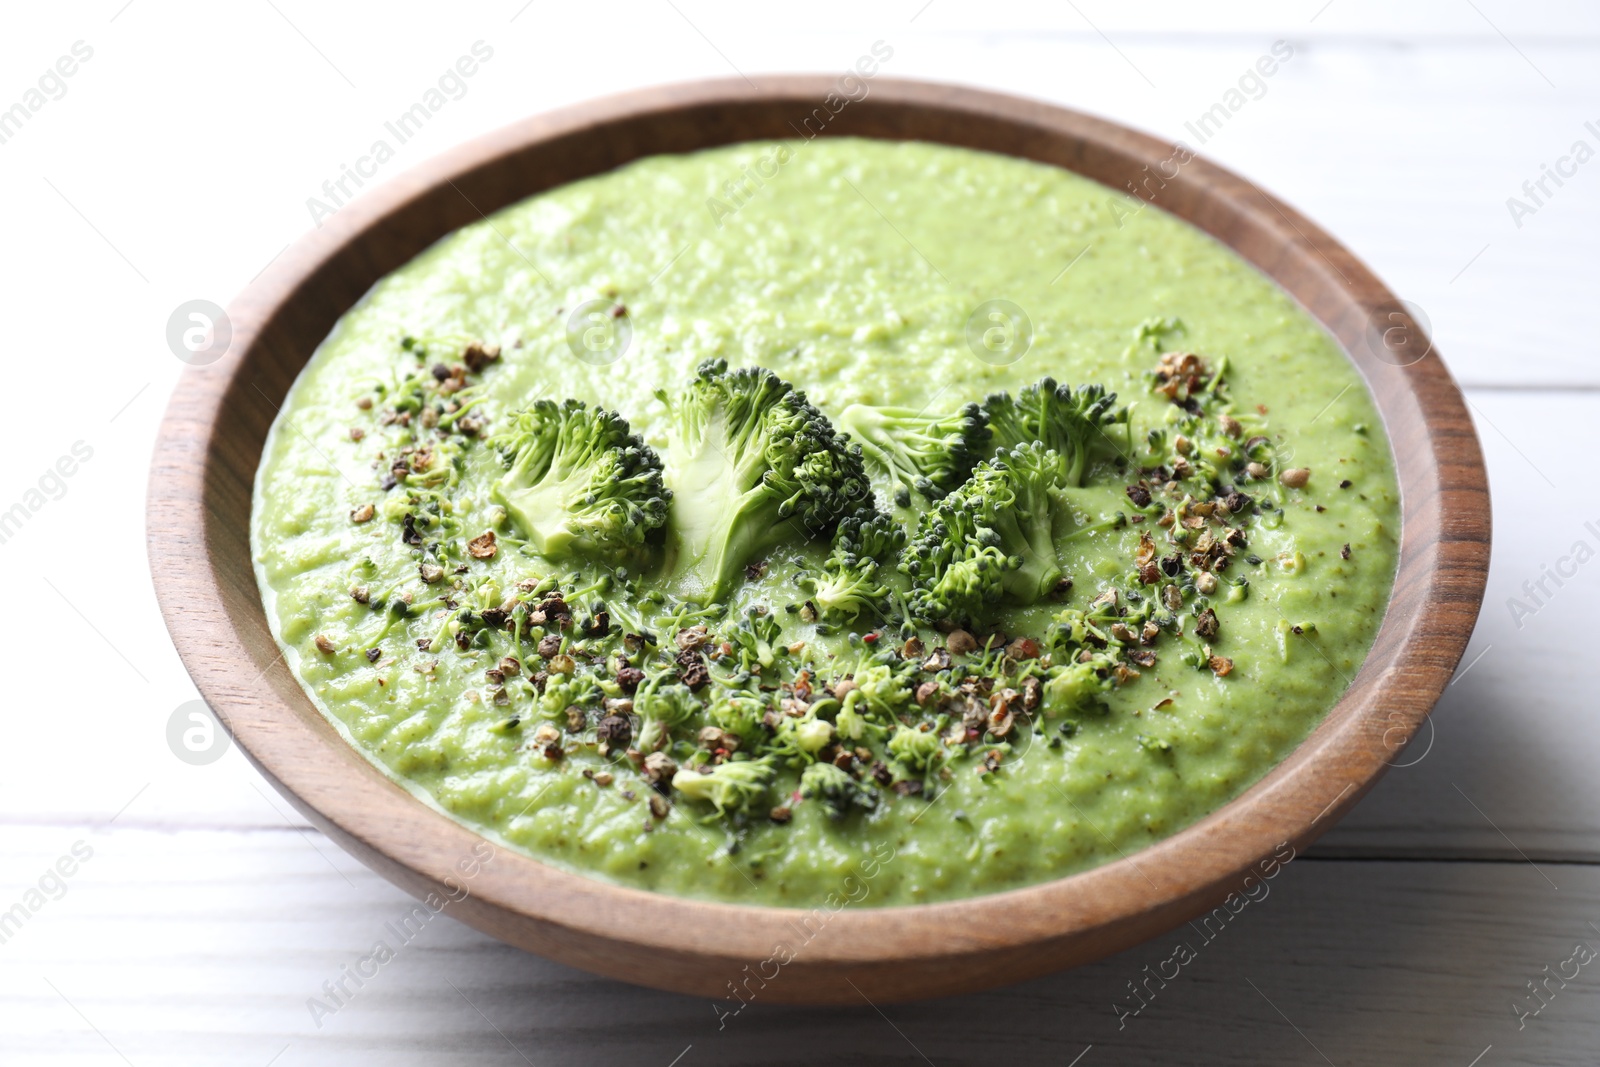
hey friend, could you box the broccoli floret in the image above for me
[670,757,774,819]
[900,530,1010,623]
[794,716,836,755]
[983,379,1129,486]
[538,671,603,720]
[886,724,946,777]
[489,399,669,563]
[799,761,878,820]
[901,442,1073,621]
[838,401,990,505]
[834,651,915,741]
[706,689,769,746]
[724,606,783,671]
[1040,656,1115,717]
[765,710,835,764]
[632,671,701,752]
[966,444,1070,603]
[804,514,907,622]
[658,359,875,601]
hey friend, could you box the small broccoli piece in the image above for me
[658,359,875,601]
[632,672,701,752]
[706,688,769,747]
[764,710,835,764]
[839,401,990,505]
[799,761,878,820]
[983,378,1129,486]
[1040,657,1115,716]
[834,651,915,741]
[489,399,669,563]
[1130,315,1186,353]
[849,658,914,716]
[901,442,1073,621]
[804,514,907,622]
[538,671,604,720]
[833,701,872,746]
[794,716,835,754]
[671,758,774,818]
[886,724,946,779]
[1137,733,1174,755]
[725,606,783,671]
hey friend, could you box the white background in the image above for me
[2,1,1598,1063]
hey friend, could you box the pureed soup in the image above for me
[252,139,1399,907]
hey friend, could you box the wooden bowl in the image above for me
[147,76,1490,1003]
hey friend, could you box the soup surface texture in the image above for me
[252,139,1399,907]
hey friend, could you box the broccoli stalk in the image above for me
[657,359,875,601]
[804,514,907,622]
[983,379,1129,486]
[488,399,669,563]
[838,401,990,505]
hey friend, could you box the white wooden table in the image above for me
[4,2,1597,1062]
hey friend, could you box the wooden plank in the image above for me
[1320,388,1600,860]
[5,15,1593,397]
[1,826,1595,1065]
[762,0,1600,37]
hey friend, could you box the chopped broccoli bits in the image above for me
[280,353,1283,834]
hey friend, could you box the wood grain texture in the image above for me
[3,827,1589,1067]
[144,77,1491,1003]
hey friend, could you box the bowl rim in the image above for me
[147,74,1490,1002]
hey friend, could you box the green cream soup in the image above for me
[252,139,1398,907]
